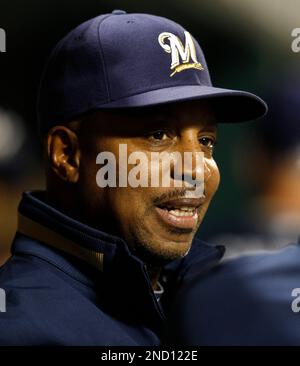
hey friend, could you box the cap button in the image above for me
[112,10,127,15]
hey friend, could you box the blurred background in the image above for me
[0,0,299,264]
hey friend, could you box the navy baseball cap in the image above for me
[37,10,267,135]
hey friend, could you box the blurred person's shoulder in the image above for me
[182,240,300,283]
[178,242,300,308]
[166,242,300,345]
[219,241,300,275]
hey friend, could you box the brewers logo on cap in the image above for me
[158,31,204,77]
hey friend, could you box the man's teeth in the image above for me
[168,207,195,217]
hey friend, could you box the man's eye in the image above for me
[149,130,169,141]
[199,136,216,148]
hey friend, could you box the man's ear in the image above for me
[46,126,80,183]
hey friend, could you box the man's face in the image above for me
[75,100,220,264]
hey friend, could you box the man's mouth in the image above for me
[154,197,205,230]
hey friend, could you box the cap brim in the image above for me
[99,85,267,123]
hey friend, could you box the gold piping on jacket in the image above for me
[17,214,104,271]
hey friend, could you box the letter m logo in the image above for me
[158,31,203,77]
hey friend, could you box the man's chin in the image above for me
[130,235,193,266]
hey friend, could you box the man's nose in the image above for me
[170,139,211,184]
[171,153,211,185]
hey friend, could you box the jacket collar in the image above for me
[14,190,225,333]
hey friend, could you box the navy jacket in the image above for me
[165,243,300,346]
[0,191,224,346]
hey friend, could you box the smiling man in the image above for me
[0,10,266,345]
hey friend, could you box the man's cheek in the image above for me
[204,158,220,196]
[112,189,140,218]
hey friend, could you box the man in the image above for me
[0,10,266,345]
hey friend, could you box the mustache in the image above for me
[153,188,197,205]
